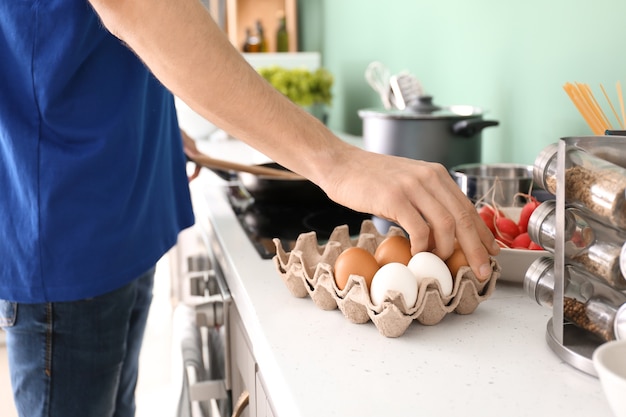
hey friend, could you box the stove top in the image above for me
[226,185,371,259]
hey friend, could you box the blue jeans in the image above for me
[0,268,155,417]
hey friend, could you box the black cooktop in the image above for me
[226,185,371,259]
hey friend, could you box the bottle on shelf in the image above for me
[276,11,289,52]
[256,20,268,52]
[524,256,626,342]
[242,27,261,53]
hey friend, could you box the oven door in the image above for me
[171,226,233,417]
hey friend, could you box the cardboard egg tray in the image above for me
[273,220,500,338]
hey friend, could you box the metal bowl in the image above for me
[450,163,534,207]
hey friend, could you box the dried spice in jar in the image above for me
[524,256,626,342]
[534,143,626,229]
[563,296,617,342]
[527,200,626,289]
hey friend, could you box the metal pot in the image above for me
[358,95,499,169]
[450,163,534,207]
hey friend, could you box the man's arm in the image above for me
[88,0,499,279]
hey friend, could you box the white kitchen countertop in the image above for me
[188,135,613,417]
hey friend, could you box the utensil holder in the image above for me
[546,136,626,376]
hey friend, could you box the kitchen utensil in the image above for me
[593,340,626,417]
[365,61,392,109]
[358,95,499,170]
[192,152,303,179]
[389,72,423,110]
[189,146,327,205]
[451,163,534,207]
[236,162,329,205]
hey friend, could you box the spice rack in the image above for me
[541,136,626,375]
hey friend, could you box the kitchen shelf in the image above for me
[242,52,320,70]
[226,0,298,53]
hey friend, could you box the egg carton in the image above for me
[273,220,500,338]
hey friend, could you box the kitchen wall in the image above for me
[297,0,626,165]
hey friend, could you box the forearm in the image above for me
[87,0,499,279]
[88,0,348,186]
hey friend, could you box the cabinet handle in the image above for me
[232,390,250,417]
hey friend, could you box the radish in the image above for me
[495,217,520,246]
[478,207,497,235]
[479,204,505,219]
[511,232,531,249]
[518,197,540,233]
[475,191,544,251]
[478,204,506,236]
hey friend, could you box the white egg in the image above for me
[407,252,453,296]
[369,262,418,308]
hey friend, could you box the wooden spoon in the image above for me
[181,129,304,179]
[191,152,304,179]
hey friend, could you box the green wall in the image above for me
[297,0,626,165]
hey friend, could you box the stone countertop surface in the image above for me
[188,135,612,417]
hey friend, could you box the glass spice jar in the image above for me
[528,200,626,290]
[533,142,626,229]
[524,256,626,342]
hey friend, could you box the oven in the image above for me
[171,136,371,417]
[170,224,233,417]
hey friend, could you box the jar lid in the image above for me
[358,95,484,120]
[620,243,626,283]
[527,200,556,247]
[614,303,626,340]
[523,255,555,304]
[532,142,558,190]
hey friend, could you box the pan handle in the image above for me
[452,119,499,138]
[192,153,304,179]
[186,154,235,181]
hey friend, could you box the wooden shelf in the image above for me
[226,0,297,52]
[242,52,320,70]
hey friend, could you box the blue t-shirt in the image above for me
[0,1,195,302]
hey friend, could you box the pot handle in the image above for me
[452,119,499,138]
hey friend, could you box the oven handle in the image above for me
[195,298,227,328]
[192,222,234,394]
[176,303,232,417]
[188,378,228,403]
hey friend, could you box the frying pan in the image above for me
[189,148,328,205]
[236,162,329,205]
[192,157,328,205]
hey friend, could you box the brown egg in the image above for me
[445,246,469,278]
[334,247,380,290]
[374,235,412,266]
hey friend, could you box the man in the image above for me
[0,1,499,416]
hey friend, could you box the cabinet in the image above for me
[229,304,277,417]
[255,373,275,417]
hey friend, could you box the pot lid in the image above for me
[358,95,485,120]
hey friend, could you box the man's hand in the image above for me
[180,129,201,182]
